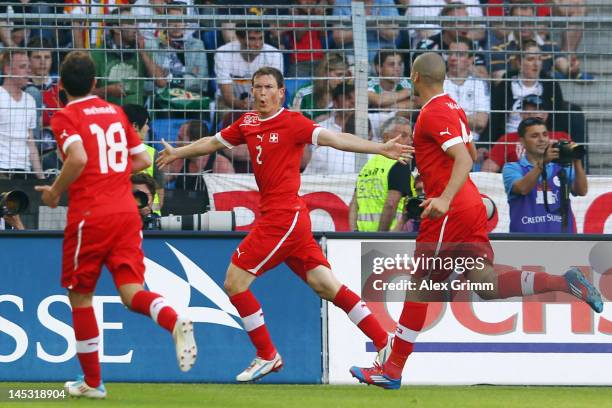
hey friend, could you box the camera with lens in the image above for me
[552,140,585,166]
[0,190,29,217]
[158,212,235,231]
[404,194,426,220]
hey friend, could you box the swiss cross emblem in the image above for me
[269,133,279,143]
[60,129,69,139]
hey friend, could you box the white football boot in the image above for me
[236,353,283,382]
[172,316,197,372]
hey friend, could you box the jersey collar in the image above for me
[66,95,98,106]
[258,107,284,122]
[420,92,447,110]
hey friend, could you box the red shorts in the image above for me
[231,209,330,281]
[414,205,494,282]
[62,212,145,293]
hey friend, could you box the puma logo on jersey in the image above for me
[439,128,451,137]
[256,135,263,142]
[236,248,244,258]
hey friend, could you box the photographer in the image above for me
[131,173,161,230]
[503,117,587,233]
[0,214,24,230]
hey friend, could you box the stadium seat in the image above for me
[150,119,188,148]
[284,78,310,108]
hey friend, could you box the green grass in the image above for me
[3,383,612,408]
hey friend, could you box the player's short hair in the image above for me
[122,104,150,131]
[252,66,285,89]
[131,172,157,197]
[518,117,546,138]
[59,51,96,97]
[1,49,27,74]
[374,50,404,66]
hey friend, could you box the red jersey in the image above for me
[51,95,145,220]
[217,108,321,214]
[413,93,481,214]
[489,130,571,169]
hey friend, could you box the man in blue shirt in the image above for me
[503,117,588,233]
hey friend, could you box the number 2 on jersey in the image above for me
[90,122,128,173]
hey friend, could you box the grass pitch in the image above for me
[2,383,612,408]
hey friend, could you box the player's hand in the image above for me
[420,197,450,219]
[34,185,60,208]
[156,139,179,168]
[381,135,414,164]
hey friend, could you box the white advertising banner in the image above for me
[326,239,612,385]
[204,173,612,233]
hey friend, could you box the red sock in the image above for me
[230,290,277,360]
[384,302,428,380]
[332,285,388,350]
[72,307,101,388]
[498,270,569,298]
[131,291,178,333]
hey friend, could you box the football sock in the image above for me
[332,285,388,351]
[498,270,569,298]
[230,290,277,360]
[131,291,179,333]
[383,301,428,380]
[72,306,101,388]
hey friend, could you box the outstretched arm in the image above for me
[156,137,226,168]
[316,128,413,164]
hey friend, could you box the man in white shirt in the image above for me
[303,83,358,174]
[214,22,284,115]
[0,50,43,179]
[443,37,489,141]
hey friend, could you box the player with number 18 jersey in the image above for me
[51,95,146,292]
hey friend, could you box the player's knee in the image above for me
[306,276,337,301]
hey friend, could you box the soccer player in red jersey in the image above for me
[35,51,196,399]
[157,66,413,382]
[349,53,603,389]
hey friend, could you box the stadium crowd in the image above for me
[0,0,597,233]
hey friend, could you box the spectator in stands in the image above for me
[169,120,235,190]
[368,50,412,111]
[133,0,199,41]
[214,22,283,118]
[399,0,484,45]
[503,117,587,233]
[0,50,43,179]
[131,172,161,230]
[91,6,167,106]
[147,3,208,96]
[282,0,327,77]
[414,2,488,78]
[348,115,415,232]
[482,94,572,173]
[490,40,565,141]
[489,0,586,81]
[443,37,489,142]
[66,0,129,49]
[291,53,350,122]
[303,82,359,174]
[25,37,61,171]
[122,104,165,213]
[332,0,400,63]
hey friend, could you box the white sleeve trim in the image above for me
[129,143,147,155]
[441,136,463,151]
[62,135,82,154]
[312,127,323,146]
[215,132,234,149]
